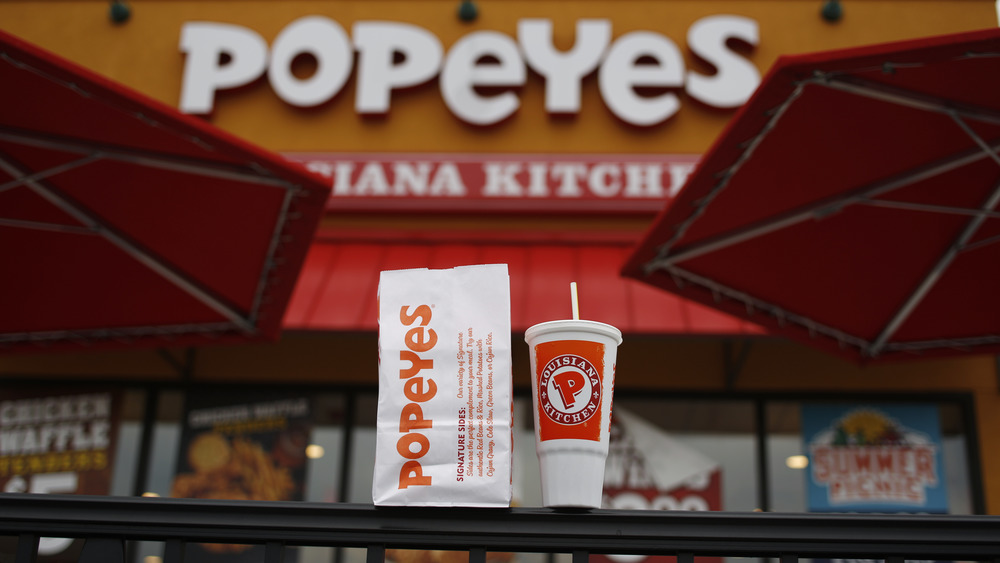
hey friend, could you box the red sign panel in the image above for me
[596,470,722,563]
[284,153,699,213]
[594,412,722,563]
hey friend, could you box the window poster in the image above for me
[0,388,122,562]
[171,391,313,562]
[802,403,948,514]
[593,408,721,563]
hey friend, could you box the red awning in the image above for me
[0,30,329,353]
[283,239,764,335]
[622,28,1000,362]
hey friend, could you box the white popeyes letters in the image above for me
[354,22,444,113]
[441,31,525,125]
[519,19,610,114]
[686,16,760,107]
[599,31,686,126]
[180,22,269,114]
[268,16,352,107]
[179,15,760,127]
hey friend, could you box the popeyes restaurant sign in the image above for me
[180,15,758,212]
[179,16,760,125]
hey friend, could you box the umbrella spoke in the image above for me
[653,84,809,260]
[0,153,259,335]
[248,185,296,321]
[856,199,1000,219]
[0,217,98,235]
[809,73,1000,127]
[0,152,100,195]
[646,138,1000,269]
[885,334,1000,353]
[660,264,872,352]
[0,126,301,190]
[960,232,1000,254]
[0,323,237,347]
[870,177,1000,356]
[948,113,1000,168]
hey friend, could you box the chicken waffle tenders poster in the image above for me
[0,388,122,563]
[171,392,313,562]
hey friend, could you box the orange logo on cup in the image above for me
[534,340,605,442]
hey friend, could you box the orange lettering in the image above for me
[397,433,430,459]
[405,326,438,352]
[399,350,433,378]
[396,303,438,489]
[404,376,437,403]
[399,460,432,489]
[400,403,433,432]
[400,305,432,326]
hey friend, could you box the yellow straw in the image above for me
[570,282,580,320]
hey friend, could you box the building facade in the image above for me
[1,0,998,543]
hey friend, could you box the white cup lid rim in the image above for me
[524,319,622,343]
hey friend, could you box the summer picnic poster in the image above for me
[803,403,948,514]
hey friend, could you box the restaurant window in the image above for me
[604,397,758,512]
[0,382,985,563]
[135,387,347,563]
[0,384,982,516]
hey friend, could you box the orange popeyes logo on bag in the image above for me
[534,340,605,441]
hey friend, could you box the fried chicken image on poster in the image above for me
[170,392,312,563]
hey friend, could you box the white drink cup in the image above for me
[524,319,622,508]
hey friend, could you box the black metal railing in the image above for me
[2,494,1000,563]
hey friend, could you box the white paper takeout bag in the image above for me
[373,264,512,506]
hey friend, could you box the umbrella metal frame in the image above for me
[643,47,1000,359]
[0,43,322,350]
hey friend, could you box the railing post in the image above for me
[265,542,285,563]
[678,553,693,563]
[163,540,185,563]
[78,538,124,563]
[470,547,487,563]
[573,549,589,563]
[367,544,386,563]
[15,534,38,563]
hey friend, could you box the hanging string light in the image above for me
[109,0,131,24]
[821,0,843,23]
[458,0,478,22]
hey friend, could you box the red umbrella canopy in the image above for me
[0,30,330,353]
[623,28,1000,363]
